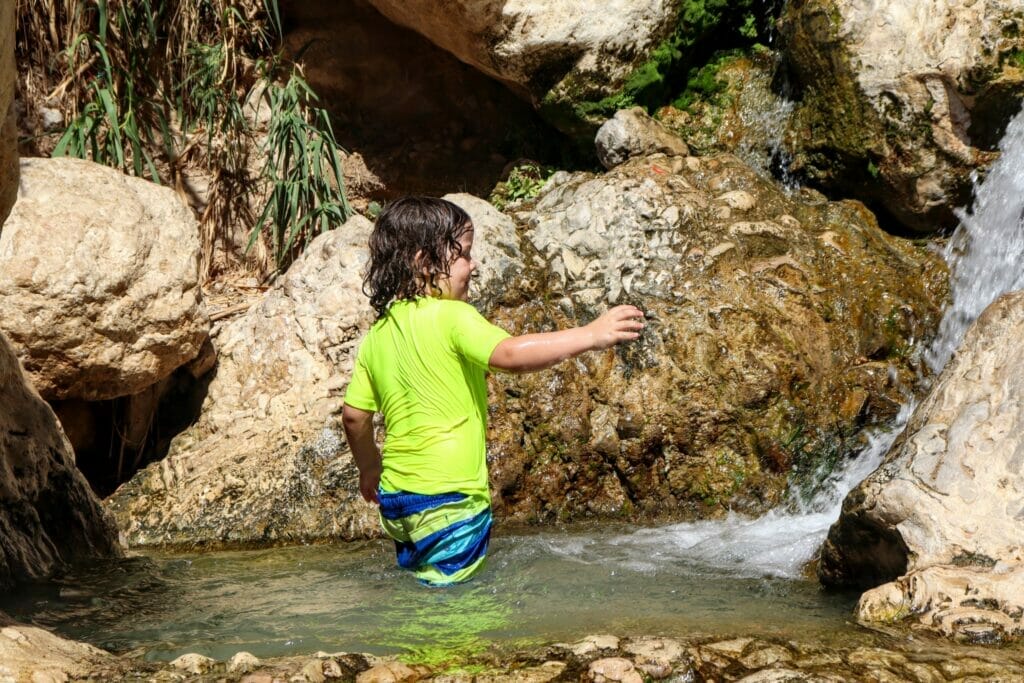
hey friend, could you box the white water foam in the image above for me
[556,105,1024,580]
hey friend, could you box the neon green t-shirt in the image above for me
[344,297,510,498]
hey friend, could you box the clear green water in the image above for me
[1,527,869,663]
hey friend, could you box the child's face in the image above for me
[437,223,477,301]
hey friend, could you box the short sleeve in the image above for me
[344,345,379,412]
[446,301,511,370]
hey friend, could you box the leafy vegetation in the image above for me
[489,163,553,210]
[16,0,352,276]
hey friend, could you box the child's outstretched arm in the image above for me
[488,304,645,374]
[342,404,382,504]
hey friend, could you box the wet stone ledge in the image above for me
[43,632,1024,682]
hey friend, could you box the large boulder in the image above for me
[820,291,1024,601]
[0,157,207,401]
[485,152,946,522]
[363,0,678,136]
[0,331,122,589]
[781,0,1024,233]
[107,201,522,548]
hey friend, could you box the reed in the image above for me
[16,0,351,277]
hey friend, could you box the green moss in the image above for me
[1007,50,1024,68]
[539,0,781,138]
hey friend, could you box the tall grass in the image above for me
[16,0,352,276]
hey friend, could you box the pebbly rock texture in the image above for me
[595,107,689,170]
[781,0,1024,233]
[820,291,1024,640]
[0,331,122,589]
[363,0,678,137]
[858,564,1024,644]
[0,0,16,226]
[108,200,522,548]
[486,152,946,523]
[0,157,207,402]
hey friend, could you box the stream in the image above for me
[5,106,1024,667]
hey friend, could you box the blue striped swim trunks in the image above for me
[377,489,492,586]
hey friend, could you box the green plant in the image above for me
[490,163,553,210]
[248,68,353,270]
[17,0,351,278]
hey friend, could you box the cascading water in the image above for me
[575,104,1024,580]
[925,107,1024,373]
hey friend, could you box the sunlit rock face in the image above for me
[822,292,1024,638]
[0,158,207,402]
[781,0,1024,233]
[107,200,521,548]
[0,331,122,589]
[486,152,946,523]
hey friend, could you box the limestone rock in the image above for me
[0,620,111,682]
[0,157,207,401]
[781,0,1024,232]
[0,331,122,588]
[595,108,689,169]
[488,152,946,522]
[356,661,420,683]
[363,0,677,135]
[107,207,524,548]
[820,291,1024,589]
[170,652,216,675]
[228,652,261,674]
[858,564,1024,643]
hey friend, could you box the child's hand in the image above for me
[360,463,381,504]
[586,305,645,350]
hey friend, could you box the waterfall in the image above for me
[925,106,1024,372]
[594,105,1024,579]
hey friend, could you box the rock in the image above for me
[106,216,378,548]
[169,653,216,675]
[595,108,689,169]
[0,157,207,401]
[0,0,16,226]
[442,193,525,310]
[588,658,643,683]
[107,208,522,549]
[820,291,1024,590]
[356,661,420,683]
[488,152,946,523]
[0,622,111,683]
[780,0,1024,232]
[300,658,327,683]
[0,331,122,588]
[228,652,261,674]
[560,634,621,656]
[858,564,1024,643]
[363,1,677,136]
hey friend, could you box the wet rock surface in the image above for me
[35,632,1024,682]
[780,0,1024,233]
[487,152,946,523]
[822,291,1024,641]
[0,157,207,401]
[0,331,122,589]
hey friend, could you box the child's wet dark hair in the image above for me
[363,197,472,318]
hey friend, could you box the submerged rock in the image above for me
[0,157,207,401]
[0,330,122,589]
[487,152,946,523]
[822,291,1024,640]
[780,0,1024,233]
